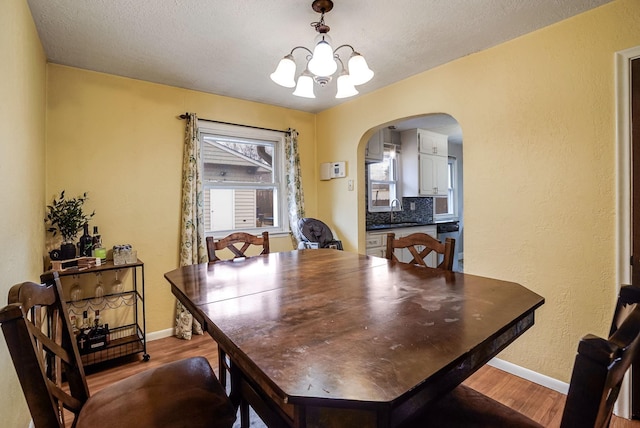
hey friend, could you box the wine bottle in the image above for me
[104,323,110,346]
[79,223,93,257]
[92,226,102,250]
[76,311,89,353]
[88,309,107,350]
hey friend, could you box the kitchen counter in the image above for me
[366,220,457,231]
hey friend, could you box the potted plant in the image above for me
[45,190,95,259]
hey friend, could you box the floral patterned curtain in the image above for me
[286,129,305,248]
[175,113,205,340]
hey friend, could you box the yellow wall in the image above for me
[0,0,47,425]
[45,65,317,335]
[316,0,640,381]
[3,1,639,424]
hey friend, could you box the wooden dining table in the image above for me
[165,249,544,428]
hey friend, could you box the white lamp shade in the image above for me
[270,55,297,88]
[292,73,315,98]
[347,53,374,85]
[308,38,337,77]
[335,73,358,98]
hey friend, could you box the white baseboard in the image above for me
[146,327,175,342]
[487,357,569,395]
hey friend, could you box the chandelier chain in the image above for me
[310,10,329,33]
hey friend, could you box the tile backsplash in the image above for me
[365,164,433,225]
[366,197,433,226]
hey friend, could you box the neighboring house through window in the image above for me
[199,121,288,236]
[368,145,399,212]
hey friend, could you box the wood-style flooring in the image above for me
[71,334,640,428]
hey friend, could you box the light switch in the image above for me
[348,179,354,191]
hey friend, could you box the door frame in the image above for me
[616,45,640,419]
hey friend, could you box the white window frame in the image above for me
[434,156,457,221]
[368,145,400,212]
[198,120,289,237]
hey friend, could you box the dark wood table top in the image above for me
[166,249,544,426]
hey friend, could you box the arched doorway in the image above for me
[362,113,464,270]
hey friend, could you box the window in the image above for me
[368,145,399,212]
[199,121,288,236]
[434,156,457,220]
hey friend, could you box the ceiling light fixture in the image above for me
[270,0,374,99]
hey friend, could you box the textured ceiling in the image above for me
[27,0,611,116]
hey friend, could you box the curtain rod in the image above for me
[179,113,291,135]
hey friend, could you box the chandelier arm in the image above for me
[333,44,356,55]
[289,46,314,57]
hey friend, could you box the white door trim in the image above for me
[616,45,640,419]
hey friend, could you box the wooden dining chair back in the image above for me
[206,231,270,263]
[1,271,236,428]
[0,270,88,428]
[609,284,640,336]
[402,284,640,428]
[560,302,640,427]
[386,232,455,270]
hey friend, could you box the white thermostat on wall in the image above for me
[331,162,346,178]
[320,161,347,180]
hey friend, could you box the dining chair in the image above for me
[206,231,269,262]
[0,271,236,428]
[401,284,640,428]
[385,232,455,270]
[206,231,269,392]
[610,284,640,335]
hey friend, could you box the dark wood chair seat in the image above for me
[405,383,543,427]
[0,272,236,428]
[402,285,640,428]
[76,357,234,428]
[386,232,455,270]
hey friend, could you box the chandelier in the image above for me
[270,0,374,99]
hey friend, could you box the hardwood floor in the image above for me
[71,334,640,427]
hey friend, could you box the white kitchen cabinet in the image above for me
[419,154,449,197]
[365,131,384,163]
[365,233,385,257]
[366,225,438,267]
[401,129,448,196]
[365,128,398,163]
[418,129,448,157]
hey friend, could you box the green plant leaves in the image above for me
[44,191,95,242]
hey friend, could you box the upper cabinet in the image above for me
[365,128,398,163]
[418,129,448,157]
[401,129,448,197]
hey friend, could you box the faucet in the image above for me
[390,198,402,223]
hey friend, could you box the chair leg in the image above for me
[229,360,251,427]
[218,349,227,389]
[240,400,250,428]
